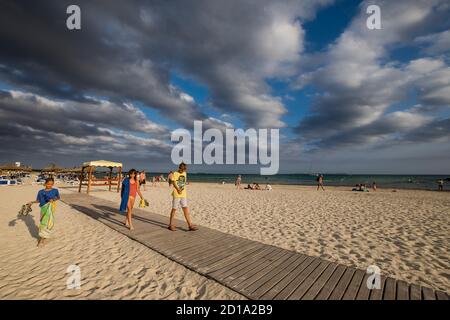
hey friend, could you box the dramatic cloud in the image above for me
[295,0,450,151]
[415,30,450,55]
[0,0,334,129]
[0,90,172,167]
[0,0,449,173]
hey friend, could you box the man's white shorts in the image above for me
[172,197,188,209]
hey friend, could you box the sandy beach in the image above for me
[0,184,243,300]
[0,181,449,299]
[89,182,450,293]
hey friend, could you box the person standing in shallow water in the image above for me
[120,169,144,231]
[168,163,197,231]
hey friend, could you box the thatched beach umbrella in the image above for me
[41,163,65,173]
[0,163,32,172]
[59,167,82,174]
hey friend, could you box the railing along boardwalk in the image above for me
[61,193,449,300]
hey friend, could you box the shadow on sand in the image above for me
[9,213,39,240]
[68,203,171,231]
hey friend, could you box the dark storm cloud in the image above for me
[403,117,450,142]
[1,0,449,172]
[0,90,172,167]
[0,90,167,136]
[0,0,207,127]
[0,0,334,129]
[0,0,334,168]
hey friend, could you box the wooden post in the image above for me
[87,166,93,194]
[78,167,85,193]
[117,166,122,192]
[108,167,113,191]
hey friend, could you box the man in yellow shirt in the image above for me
[168,162,198,231]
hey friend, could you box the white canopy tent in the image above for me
[78,160,123,194]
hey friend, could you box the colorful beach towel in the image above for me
[39,201,55,239]
[119,178,130,212]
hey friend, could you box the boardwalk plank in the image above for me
[422,287,436,300]
[208,245,273,275]
[369,276,386,300]
[342,269,365,300]
[383,278,396,300]
[225,248,286,285]
[328,267,356,300]
[252,254,308,299]
[410,284,422,300]
[195,241,262,272]
[436,291,448,300]
[209,246,277,281]
[187,237,250,265]
[243,253,303,298]
[301,263,338,300]
[274,258,322,300]
[355,273,372,300]
[176,238,235,260]
[314,264,347,300]
[288,260,330,300]
[260,256,315,300]
[231,251,293,291]
[170,234,236,260]
[201,243,266,274]
[396,280,409,300]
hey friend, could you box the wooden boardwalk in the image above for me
[62,193,449,300]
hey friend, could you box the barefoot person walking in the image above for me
[120,169,144,231]
[235,174,242,189]
[26,177,60,247]
[317,174,325,191]
[168,163,197,231]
